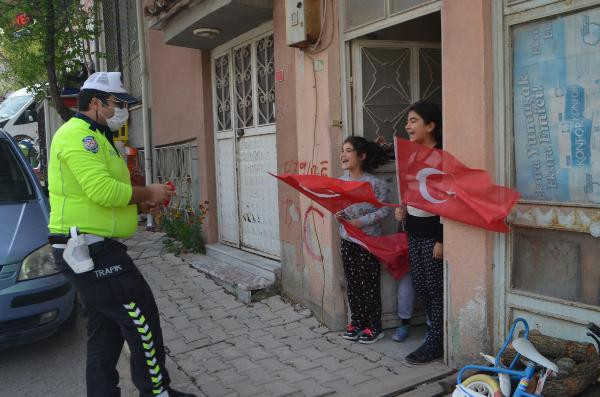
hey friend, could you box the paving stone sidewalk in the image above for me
[121,229,452,397]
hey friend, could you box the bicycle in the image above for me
[453,318,600,397]
[452,317,559,397]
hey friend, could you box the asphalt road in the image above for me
[0,311,139,397]
[0,312,87,396]
[0,309,195,397]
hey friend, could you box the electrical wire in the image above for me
[299,49,328,325]
[306,0,335,54]
[307,0,327,51]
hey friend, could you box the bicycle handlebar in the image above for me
[495,317,530,369]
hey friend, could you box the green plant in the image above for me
[160,201,209,255]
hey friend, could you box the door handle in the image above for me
[236,128,245,138]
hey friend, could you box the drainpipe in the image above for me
[136,0,154,228]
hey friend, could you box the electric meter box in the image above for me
[285,0,321,48]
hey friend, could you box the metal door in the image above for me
[351,40,442,327]
[212,29,280,259]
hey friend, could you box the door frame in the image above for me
[338,0,444,353]
[339,1,442,142]
[349,39,441,329]
[211,21,276,251]
[492,0,600,347]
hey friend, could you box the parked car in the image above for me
[0,87,38,142]
[0,129,76,350]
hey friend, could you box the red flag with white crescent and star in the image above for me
[270,173,408,279]
[394,137,520,232]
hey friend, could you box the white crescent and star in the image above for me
[298,170,452,206]
[415,168,449,204]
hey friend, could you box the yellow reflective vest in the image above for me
[48,115,137,237]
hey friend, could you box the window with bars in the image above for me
[214,33,276,133]
[354,43,441,146]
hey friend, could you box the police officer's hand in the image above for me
[139,201,160,215]
[146,183,175,204]
[130,183,175,204]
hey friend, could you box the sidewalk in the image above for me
[121,229,452,397]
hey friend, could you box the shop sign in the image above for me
[513,8,600,205]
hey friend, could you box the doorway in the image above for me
[211,24,281,259]
[346,12,442,329]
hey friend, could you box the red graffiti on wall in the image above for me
[280,197,296,226]
[303,205,325,261]
[284,160,329,176]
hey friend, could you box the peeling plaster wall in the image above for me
[275,0,347,330]
[442,0,495,367]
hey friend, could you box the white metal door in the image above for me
[351,40,442,327]
[213,50,239,246]
[212,25,280,259]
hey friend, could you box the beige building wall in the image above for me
[442,0,495,367]
[274,0,347,330]
[148,30,218,243]
[277,0,499,340]
[143,1,504,360]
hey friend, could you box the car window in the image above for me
[15,102,37,125]
[0,139,35,202]
[0,95,32,119]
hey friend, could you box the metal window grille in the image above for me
[138,143,200,220]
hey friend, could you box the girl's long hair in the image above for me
[343,136,389,172]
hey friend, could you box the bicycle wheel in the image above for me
[461,374,503,397]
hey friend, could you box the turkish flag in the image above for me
[271,173,408,279]
[394,138,520,232]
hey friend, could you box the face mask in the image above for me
[105,107,129,131]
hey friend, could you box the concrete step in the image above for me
[181,243,280,304]
[205,243,281,276]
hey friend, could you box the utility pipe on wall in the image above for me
[135,0,154,228]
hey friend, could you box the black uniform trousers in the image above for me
[341,239,382,331]
[408,234,444,352]
[52,239,170,397]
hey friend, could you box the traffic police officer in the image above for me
[48,72,196,397]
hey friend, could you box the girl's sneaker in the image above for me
[358,328,384,344]
[342,324,362,341]
[392,324,410,342]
